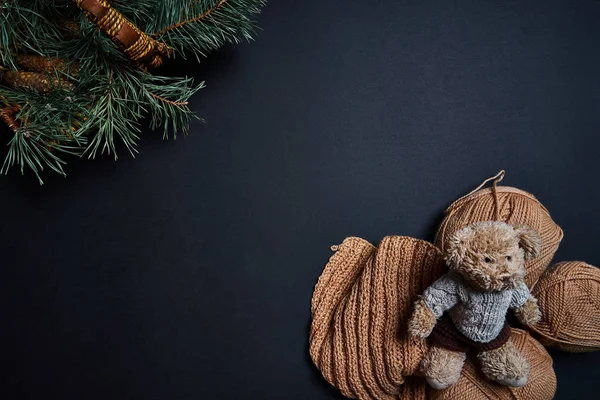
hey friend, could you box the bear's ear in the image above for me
[512,224,542,260]
[445,225,474,269]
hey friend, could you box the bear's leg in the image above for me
[478,338,530,387]
[420,345,466,389]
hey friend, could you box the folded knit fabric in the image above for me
[529,261,600,352]
[397,376,427,400]
[435,185,563,288]
[429,329,556,400]
[310,236,446,400]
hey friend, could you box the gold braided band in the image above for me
[73,0,172,69]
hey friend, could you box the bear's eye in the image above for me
[506,256,512,261]
[484,257,492,263]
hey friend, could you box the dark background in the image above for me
[3,0,600,399]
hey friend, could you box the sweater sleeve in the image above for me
[422,274,460,318]
[510,280,531,309]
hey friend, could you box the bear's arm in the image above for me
[408,274,460,338]
[509,280,532,309]
[421,273,460,318]
[511,281,542,326]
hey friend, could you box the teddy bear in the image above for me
[408,221,543,389]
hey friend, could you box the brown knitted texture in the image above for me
[397,376,427,400]
[310,236,446,399]
[74,0,172,69]
[430,329,556,400]
[529,261,600,352]
[435,185,563,288]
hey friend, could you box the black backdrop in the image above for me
[4,0,600,399]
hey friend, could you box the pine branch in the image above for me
[142,75,204,138]
[151,0,266,60]
[0,90,88,183]
[0,0,70,67]
[149,92,189,107]
[1,0,266,183]
[1,127,75,184]
[152,0,229,37]
[83,68,140,158]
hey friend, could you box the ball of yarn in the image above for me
[530,261,600,352]
[310,236,446,400]
[430,329,556,400]
[435,185,563,287]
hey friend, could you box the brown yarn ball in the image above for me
[429,329,556,400]
[310,236,446,400]
[435,184,563,287]
[530,261,600,352]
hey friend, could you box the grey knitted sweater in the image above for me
[422,272,531,343]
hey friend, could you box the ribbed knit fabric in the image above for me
[529,261,600,352]
[397,376,427,400]
[434,186,563,288]
[429,329,556,400]
[310,236,376,398]
[309,236,446,400]
[422,272,531,342]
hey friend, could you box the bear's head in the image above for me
[445,221,542,291]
